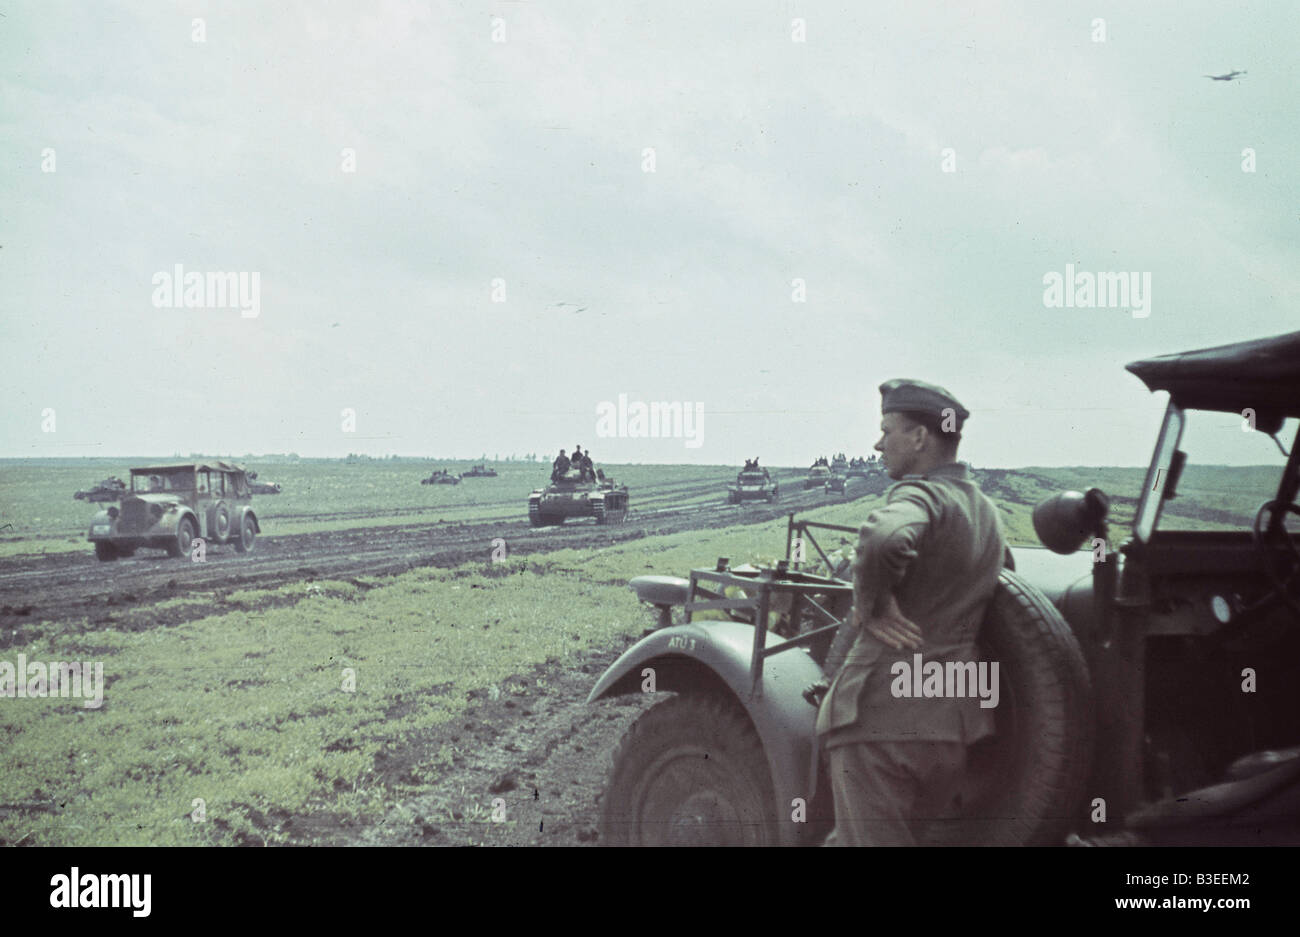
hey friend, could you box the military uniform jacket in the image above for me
[816,462,1006,746]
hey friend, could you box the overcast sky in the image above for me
[2,0,1296,467]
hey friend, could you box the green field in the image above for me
[0,495,934,846]
[1,453,1281,845]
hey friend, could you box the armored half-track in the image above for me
[529,470,629,525]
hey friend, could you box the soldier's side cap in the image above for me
[879,379,970,422]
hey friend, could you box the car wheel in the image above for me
[599,693,777,846]
[167,516,197,558]
[209,502,231,541]
[234,515,256,553]
[94,541,118,562]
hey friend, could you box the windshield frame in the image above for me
[1133,400,1185,544]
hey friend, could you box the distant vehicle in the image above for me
[87,462,260,561]
[845,457,877,479]
[831,454,848,474]
[247,470,282,494]
[73,477,127,502]
[420,469,461,485]
[803,464,832,490]
[824,474,847,495]
[529,469,629,526]
[461,464,498,478]
[727,465,778,504]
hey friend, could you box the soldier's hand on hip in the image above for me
[860,594,923,651]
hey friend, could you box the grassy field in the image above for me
[1,495,916,846]
[2,454,1275,845]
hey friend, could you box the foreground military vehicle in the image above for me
[461,464,498,478]
[529,470,629,525]
[803,463,831,490]
[589,330,1300,846]
[726,466,778,504]
[420,469,460,485]
[87,463,260,561]
[824,473,847,495]
[73,477,126,502]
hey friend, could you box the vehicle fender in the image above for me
[87,508,114,539]
[237,506,260,534]
[588,620,825,845]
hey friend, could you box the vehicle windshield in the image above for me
[1134,407,1296,539]
[131,469,194,493]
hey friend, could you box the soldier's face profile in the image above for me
[875,413,922,479]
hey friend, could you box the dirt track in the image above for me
[0,475,888,846]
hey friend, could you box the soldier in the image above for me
[551,450,570,482]
[580,450,595,482]
[816,379,1006,846]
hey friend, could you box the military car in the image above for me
[461,464,498,478]
[420,469,461,485]
[588,330,1300,846]
[87,462,260,561]
[73,477,126,502]
[803,463,832,490]
[727,466,779,504]
[529,470,629,526]
[824,474,847,495]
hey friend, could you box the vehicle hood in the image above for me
[122,493,184,507]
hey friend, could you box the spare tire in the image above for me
[920,568,1094,845]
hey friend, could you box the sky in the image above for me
[2,0,1297,468]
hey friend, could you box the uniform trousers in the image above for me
[822,739,967,846]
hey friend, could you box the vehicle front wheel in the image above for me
[234,515,256,553]
[599,693,777,846]
[94,541,118,562]
[167,516,198,558]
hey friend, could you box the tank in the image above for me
[726,466,778,504]
[803,464,832,489]
[421,469,461,485]
[529,470,629,525]
[461,464,498,478]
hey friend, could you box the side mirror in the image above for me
[1033,488,1110,555]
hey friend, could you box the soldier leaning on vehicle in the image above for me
[816,379,1007,847]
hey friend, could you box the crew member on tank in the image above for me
[552,449,570,482]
